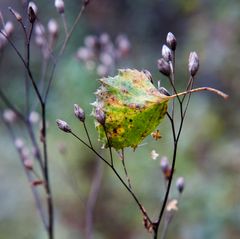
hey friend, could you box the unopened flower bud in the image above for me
[56,119,71,133]
[157,58,171,76]
[143,69,153,83]
[55,0,65,14]
[160,156,171,180]
[95,107,106,125]
[8,8,22,21]
[96,64,107,77]
[158,87,170,96]
[29,111,39,124]
[28,2,37,23]
[74,104,85,122]
[160,156,169,173]
[48,19,58,37]
[162,44,172,62]
[24,159,33,170]
[176,177,185,193]
[99,33,110,45]
[116,34,130,56]
[188,51,199,77]
[4,21,14,37]
[166,32,177,51]
[15,138,24,150]
[3,109,17,123]
[84,35,97,48]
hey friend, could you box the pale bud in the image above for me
[24,159,33,170]
[8,8,22,21]
[28,2,37,23]
[48,19,58,37]
[100,53,113,66]
[176,177,185,193]
[99,33,110,45]
[97,64,108,77]
[4,21,14,37]
[157,58,171,76]
[76,47,94,61]
[35,23,45,36]
[84,35,97,48]
[56,119,71,133]
[162,44,172,62]
[3,109,17,123]
[116,34,130,56]
[29,111,39,124]
[74,104,85,122]
[55,0,65,14]
[188,51,199,77]
[15,138,24,150]
[160,156,169,173]
[166,32,177,51]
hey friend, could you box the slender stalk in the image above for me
[85,160,103,239]
[70,131,152,224]
[59,3,87,55]
[120,149,132,189]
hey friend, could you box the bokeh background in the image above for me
[0,0,239,238]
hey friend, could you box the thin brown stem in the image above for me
[59,3,87,55]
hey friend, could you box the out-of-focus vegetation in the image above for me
[0,0,239,238]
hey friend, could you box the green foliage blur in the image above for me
[0,0,239,238]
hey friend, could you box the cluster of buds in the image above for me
[34,19,59,58]
[157,32,176,77]
[76,33,130,77]
[14,138,34,170]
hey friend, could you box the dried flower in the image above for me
[74,104,85,122]
[151,130,161,140]
[56,119,71,133]
[55,0,65,14]
[151,150,159,160]
[166,199,178,212]
[166,32,177,51]
[176,176,185,193]
[31,179,44,187]
[157,58,171,76]
[188,51,199,77]
[162,44,172,62]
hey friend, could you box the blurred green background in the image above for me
[0,0,239,238]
